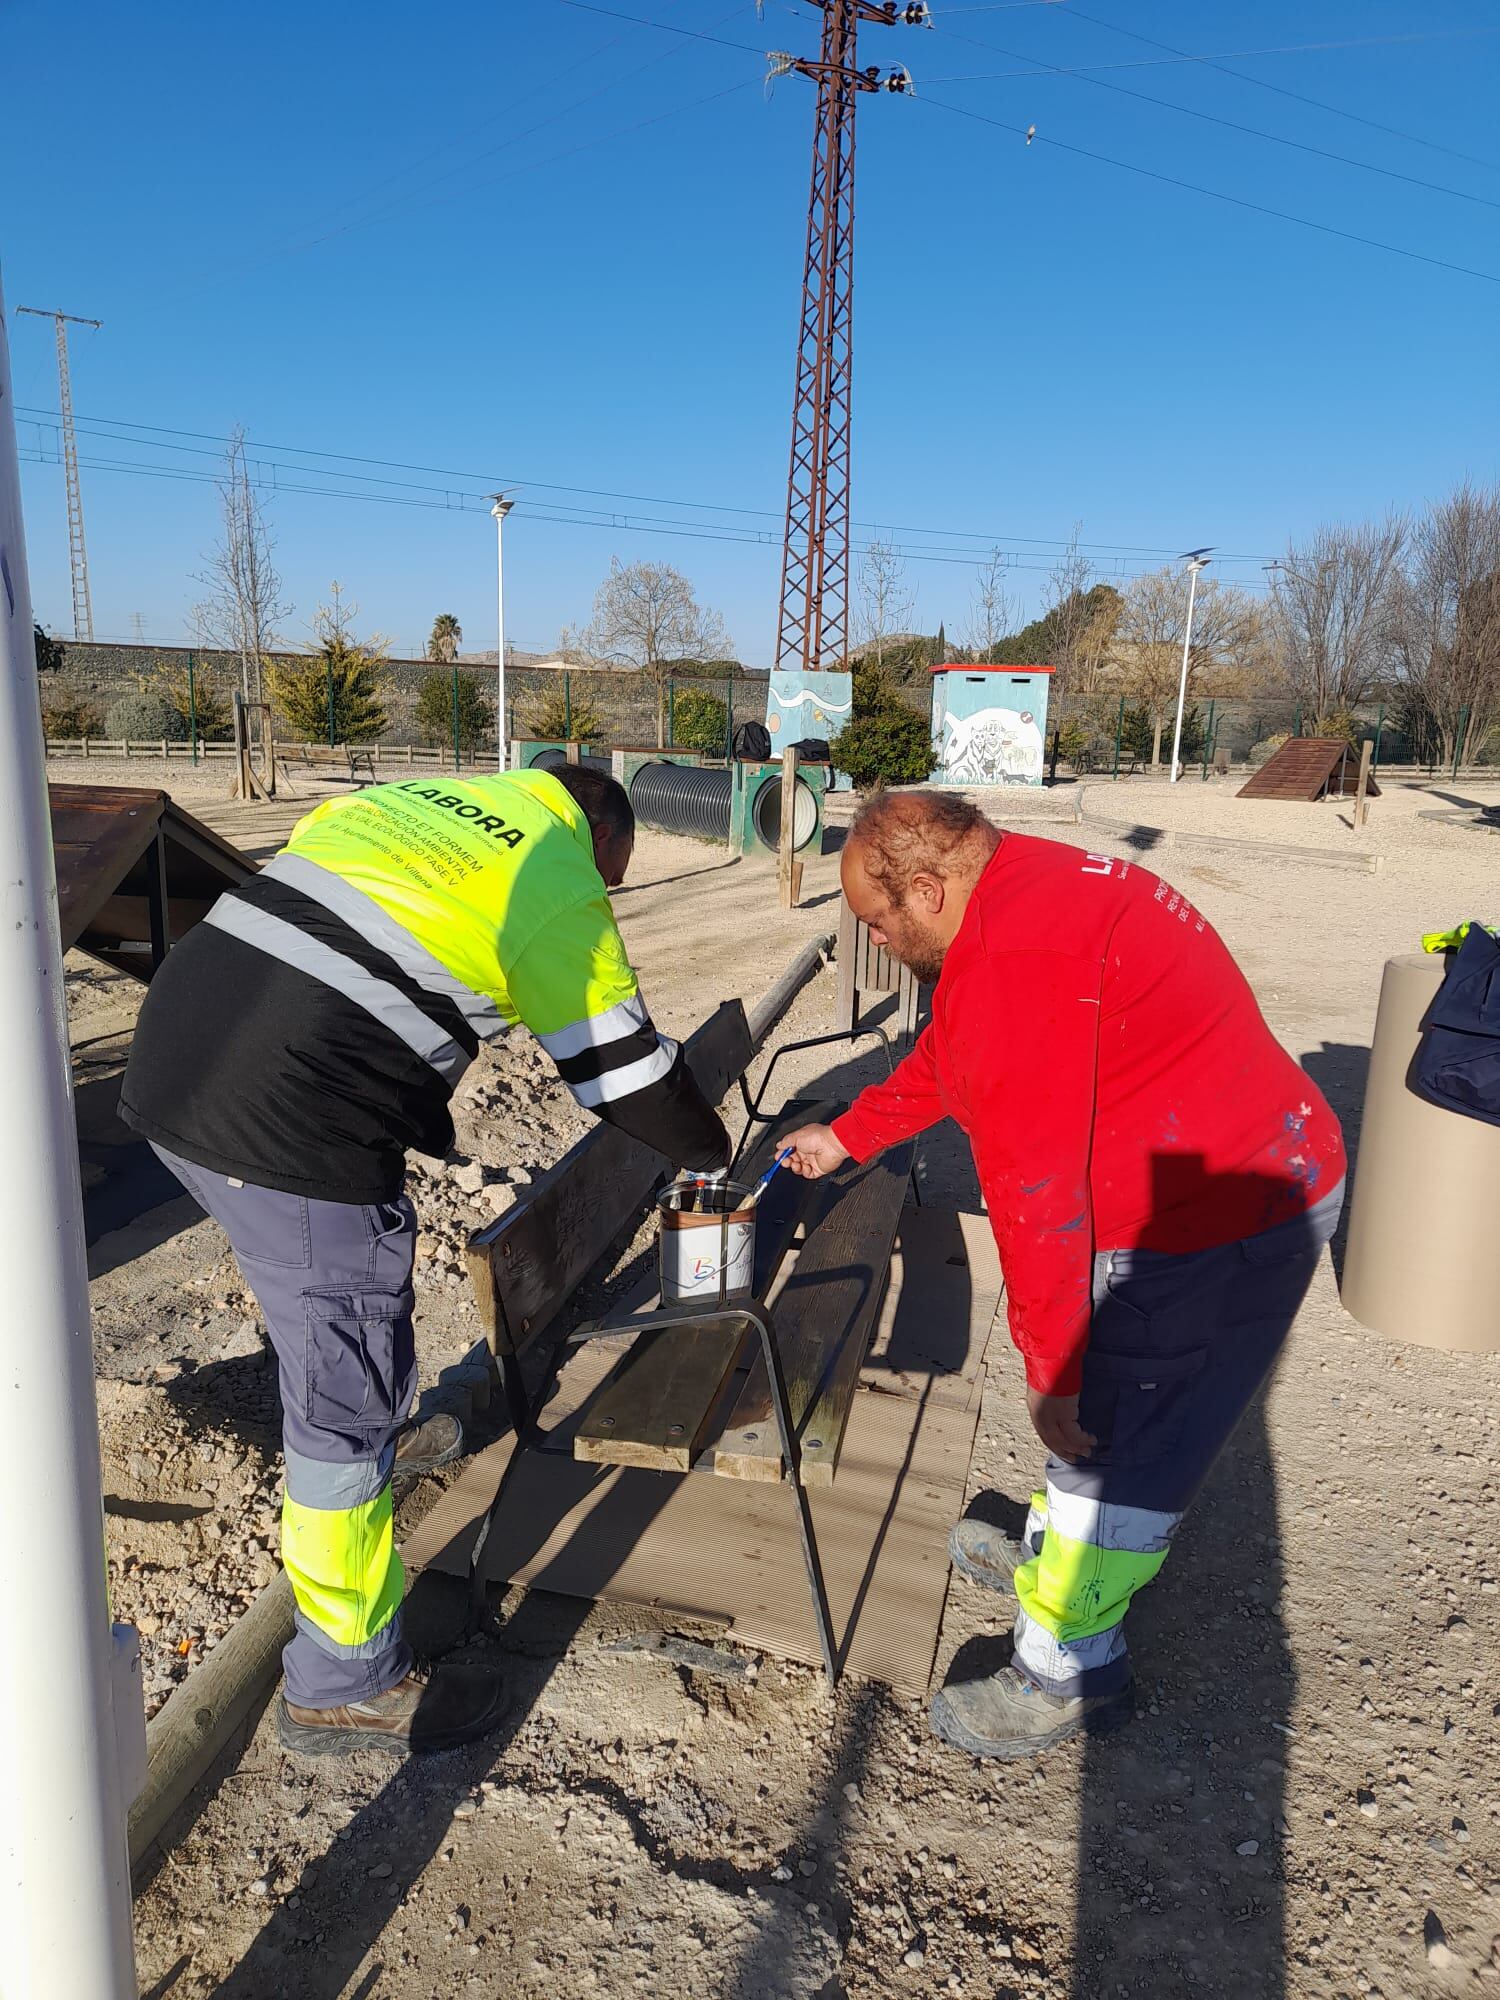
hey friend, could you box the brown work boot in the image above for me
[391,1412,464,1489]
[277,1662,505,1758]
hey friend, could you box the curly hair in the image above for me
[848,788,995,906]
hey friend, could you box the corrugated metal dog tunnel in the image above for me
[627,760,819,853]
[531,746,614,779]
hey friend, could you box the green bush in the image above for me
[41,692,101,739]
[670,686,728,754]
[150,659,233,741]
[833,707,935,789]
[1121,703,1204,767]
[106,692,186,743]
[415,670,495,754]
[33,624,66,675]
[1052,718,1094,772]
[1311,707,1359,743]
[833,658,934,788]
[268,649,387,744]
[1247,731,1289,769]
[528,687,604,743]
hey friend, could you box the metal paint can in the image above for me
[657,1180,756,1303]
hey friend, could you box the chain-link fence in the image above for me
[35,641,771,763]
[34,641,1496,777]
[1038,694,1496,779]
[877,675,1495,778]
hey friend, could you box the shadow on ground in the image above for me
[1065,1392,1293,1999]
[148,1020,971,1996]
[1302,1041,1369,1283]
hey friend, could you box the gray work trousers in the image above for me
[153,1146,417,1708]
[1013,1180,1345,1697]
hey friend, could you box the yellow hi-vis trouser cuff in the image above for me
[281,1484,404,1653]
[1012,1485,1178,1645]
[1014,1534,1169,1645]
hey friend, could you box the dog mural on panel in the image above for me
[936,704,1045,787]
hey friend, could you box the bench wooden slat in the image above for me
[571,1100,839,1472]
[712,1143,912,1484]
[466,1000,753,1359]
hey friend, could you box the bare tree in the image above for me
[1270,517,1406,723]
[1118,567,1265,768]
[1390,483,1500,770]
[966,547,1015,663]
[575,558,732,748]
[1041,527,1095,694]
[193,427,290,704]
[857,538,916,671]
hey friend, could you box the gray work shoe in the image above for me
[391,1412,464,1489]
[948,1518,1032,1592]
[930,1664,1133,1760]
[278,1662,505,1758]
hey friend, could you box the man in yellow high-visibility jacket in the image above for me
[122,764,727,1757]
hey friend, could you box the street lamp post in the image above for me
[0,278,140,1999]
[490,496,513,767]
[1169,548,1214,784]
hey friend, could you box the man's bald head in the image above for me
[841,790,1000,984]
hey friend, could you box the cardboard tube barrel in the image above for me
[1341,952,1500,1352]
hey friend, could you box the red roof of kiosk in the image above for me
[930,662,1056,675]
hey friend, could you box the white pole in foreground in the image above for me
[0,283,140,1993]
[491,495,513,767]
[1168,549,1213,784]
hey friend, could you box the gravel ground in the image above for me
[51,763,1500,1996]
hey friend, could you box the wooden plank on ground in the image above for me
[860,1207,1002,1413]
[714,1143,912,1485]
[572,1101,837,1471]
[466,1000,751,1358]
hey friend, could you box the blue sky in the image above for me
[4,0,1498,663]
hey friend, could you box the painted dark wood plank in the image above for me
[714,1142,911,1485]
[466,1000,752,1358]
[570,1102,836,1471]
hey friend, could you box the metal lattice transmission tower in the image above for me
[17,307,102,641]
[771,3,922,679]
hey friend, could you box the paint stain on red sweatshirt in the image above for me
[831,834,1346,1397]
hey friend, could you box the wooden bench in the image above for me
[279,743,376,786]
[461,973,912,1681]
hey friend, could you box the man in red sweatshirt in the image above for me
[785,791,1345,1759]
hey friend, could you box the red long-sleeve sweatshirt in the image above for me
[831,834,1346,1397]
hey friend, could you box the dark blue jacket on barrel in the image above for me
[1414,924,1500,1129]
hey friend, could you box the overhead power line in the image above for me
[15,403,1276,564]
[549,0,766,55]
[217,2,753,271]
[918,91,1500,287]
[1060,5,1500,178]
[17,444,1272,589]
[927,23,1500,212]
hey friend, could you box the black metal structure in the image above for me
[531,747,612,779]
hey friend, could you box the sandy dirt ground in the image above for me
[52,757,1500,1998]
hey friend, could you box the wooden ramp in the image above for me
[1237,737,1381,802]
[51,785,255,979]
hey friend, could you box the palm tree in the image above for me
[428,612,462,664]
